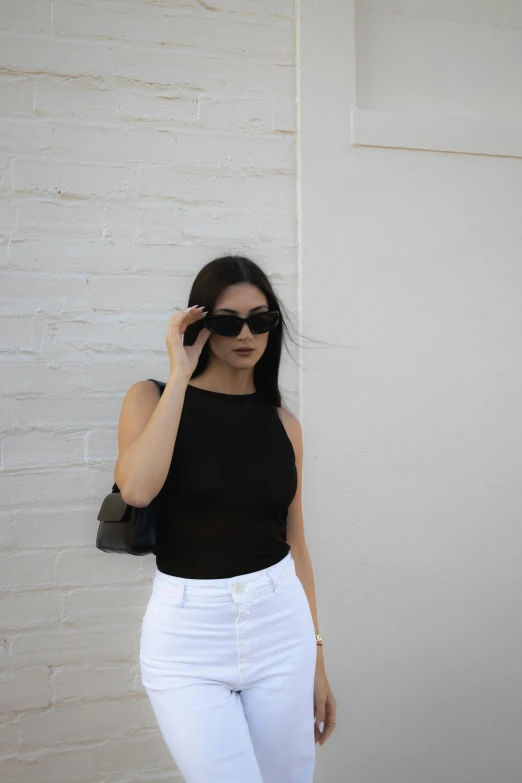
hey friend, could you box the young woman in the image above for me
[115,255,336,782]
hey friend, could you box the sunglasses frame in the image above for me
[203,310,280,337]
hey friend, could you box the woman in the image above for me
[115,255,336,782]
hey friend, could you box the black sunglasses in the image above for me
[203,310,280,337]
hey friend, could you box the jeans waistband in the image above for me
[152,551,296,605]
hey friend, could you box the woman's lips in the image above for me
[234,348,254,354]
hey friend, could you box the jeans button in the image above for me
[233,582,244,593]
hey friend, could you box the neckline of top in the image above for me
[186,383,259,400]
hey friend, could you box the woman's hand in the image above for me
[167,305,210,379]
[314,656,337,746]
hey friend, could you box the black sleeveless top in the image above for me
[148,379,298,579]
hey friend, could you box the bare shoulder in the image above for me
[117,380,162,455]
[133,378,162,398]
[276,405,303,458]
[119,380,162,413]
[276,404,300,429]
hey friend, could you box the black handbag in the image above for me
[96,483,157,555]
[96,379,166,555]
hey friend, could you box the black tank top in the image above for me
[148,379,298,578]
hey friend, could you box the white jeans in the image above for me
[139,550,317,783]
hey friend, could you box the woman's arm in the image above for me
[114,372,188,507]
[278,408,323,656]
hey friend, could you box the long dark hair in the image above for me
[183,255,328,408]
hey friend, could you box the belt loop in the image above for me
[268,570,280,594]
[174,581,186,608]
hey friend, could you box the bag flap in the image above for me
[97,492,129,522]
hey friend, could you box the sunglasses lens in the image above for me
[203,311,280,336]
[204,315,240,336]
[249,311,280,333]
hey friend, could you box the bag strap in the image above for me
[112,379,167,493]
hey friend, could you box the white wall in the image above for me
[4,1,522,781]
[0,2,298,780]
[299,1,522,781]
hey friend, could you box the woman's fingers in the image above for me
[176,305,205,327]
[169,306,204,336]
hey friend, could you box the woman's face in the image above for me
[208,283,271,367]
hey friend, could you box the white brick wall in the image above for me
[1,1,297,780]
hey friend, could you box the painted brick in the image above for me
[1,1,297,777]
[15,199,107,240]
[0,77,34,116]
[18,697,143,750]
[1,274,87,306]
[2,359,164,396]
[83,273,201,312]
[11,508,94,549]
[63,585,150,624]
[12,158,132,198]
[8,623,141,668]
[7,237,140,274]
[54,4,293,60]
[85,427,118,461]
[0,200,17,239]
[160,16,294,61]
[0,0,52,35]
[272,94,297,132]
[114,43,295,95]
[177,129,296,170]
[34,77,119,123]
[1,468,93,507]
[258,209,297,242]
[0,36,114,78]
[0,316,37,351]
[0,158,8,186]
[0,749,98,783]
[0,551,55,588]
[135,166,296,204]
[0,666,50,712]
[0,718,19,756]
[118,85,197,124]
[198,95,273,133]
[55,548,140,587]
[0,510,16,549]
[0,589,60,629]
[38,318,164,362]
[50,662,134,702]
[1,117,55,157]
[205,0,294,21]
[52,0,168,44]
[94,732,174,778]
[0,398,18,433]
[2,120,177,164]
[2,431,85,470]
